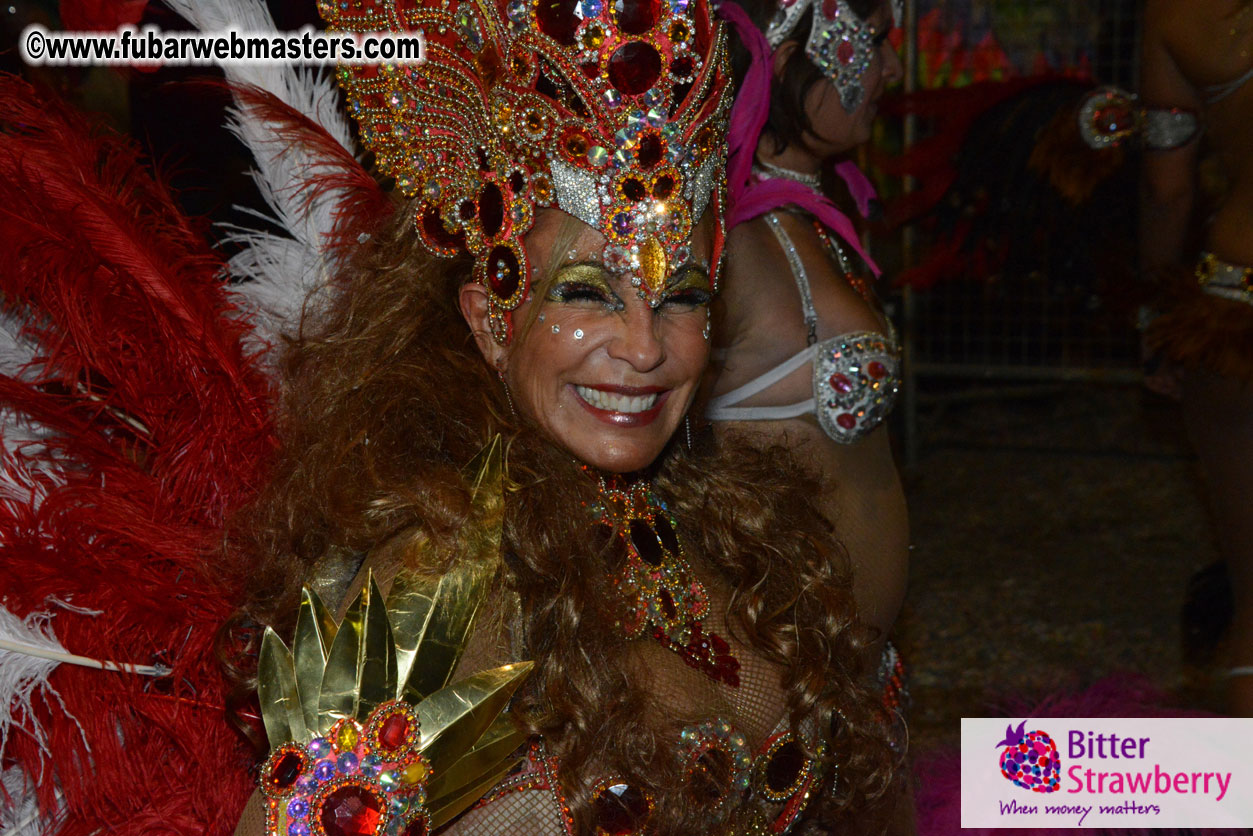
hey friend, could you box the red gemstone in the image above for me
[320,786,383,836]
[837,39,854,64]
[535,0,581,44]
[654,516,680,554]
[637,133,662,169]
[829,373,854,393]
[658,588,677,619]
[628,520,663,565]
[670,55,695,78]
[836,413,856,430]
[622,177,647,201]
[614,0,661,36]
[421,205,464,250]
[268,751,303,789]
[764,740,806,794]
[479,182,505,237]
[509,171,525,193]
[401,817,429,836]
[378,713,410,751]
[867,361,887,379]
[608,42,662,95]
[458,200,477,221]
[487,244,522,299]
[592,783,651,836]
[652,174,675,199]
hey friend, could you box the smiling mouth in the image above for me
[574,385,660,413]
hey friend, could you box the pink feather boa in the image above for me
[717,0,882,276]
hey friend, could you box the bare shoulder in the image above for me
[722,218,799,306]
[771,212,887,338]
[719,217,810,342]
[1145,0,1253,91]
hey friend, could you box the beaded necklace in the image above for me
[753,160,822,189]
[588,473,741,687]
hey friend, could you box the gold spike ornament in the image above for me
[256,438,531,836]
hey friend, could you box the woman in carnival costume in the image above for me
[0,0,899,830]
[220,0,903,832]
[1135,0,1253,715]
[706,0,906,686]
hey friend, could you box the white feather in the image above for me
[0,607,74,756]
[0,764,60,836]
[0,308,65,520]
[0,605,169,758]
[0,307,41,381]
[162,0,365,359]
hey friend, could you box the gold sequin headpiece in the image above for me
[324,0,733,342]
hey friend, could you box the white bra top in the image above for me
[707,213,901,444]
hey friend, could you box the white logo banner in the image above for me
[961,717,1253,828]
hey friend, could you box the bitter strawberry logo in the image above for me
[996,720,1061,793]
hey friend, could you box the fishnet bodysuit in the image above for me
[444,555,827,836]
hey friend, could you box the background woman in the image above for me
[1141,0,1253,715]
[225,0,899,832]
[708,0,908,665]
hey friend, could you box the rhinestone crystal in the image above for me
[591,783,651,835]
[608,42,662,94]
[319,786,383,836]
[613,0,661,34]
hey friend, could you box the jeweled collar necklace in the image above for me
[586,470,740,687]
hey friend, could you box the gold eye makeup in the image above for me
[545,264,626,311]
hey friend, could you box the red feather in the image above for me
[0,75,274,835]
[58,0,148,31]
[223,81,395,258]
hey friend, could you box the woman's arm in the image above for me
[1140,0,1203,273]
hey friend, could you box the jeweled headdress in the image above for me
[764,0,899,112]
[322,0,733,341]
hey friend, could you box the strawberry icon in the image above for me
[996,720,1061,793]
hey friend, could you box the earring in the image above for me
[702,316,711,342]
[496,360,516,416]
[685,414,693,450]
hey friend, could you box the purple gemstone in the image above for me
[314,760,336,782]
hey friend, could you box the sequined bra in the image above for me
[707,213,901,444]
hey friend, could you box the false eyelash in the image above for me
[661,288,712,308]
[549,283,625,310]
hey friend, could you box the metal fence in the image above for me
[895,0,1145,463]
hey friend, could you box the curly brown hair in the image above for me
[222,202,897,832]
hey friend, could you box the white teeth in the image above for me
[575,385,659,413]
